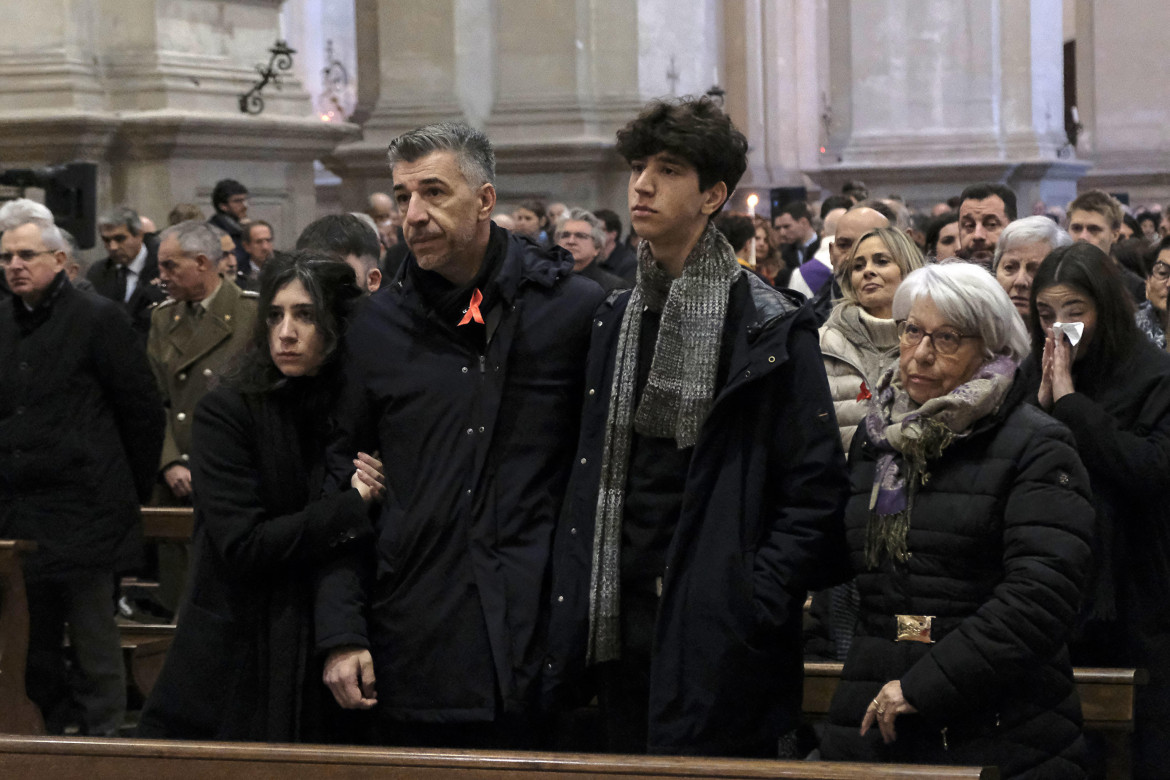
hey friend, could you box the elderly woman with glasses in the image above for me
[1022,242,1170,779]
[1136,236,1170,349]
[991,216,1072,321]
[819,263,1094,779]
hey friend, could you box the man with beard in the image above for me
[956,183,1016,270]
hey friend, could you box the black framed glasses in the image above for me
[557,231,592,242]
[0,249,56,266]
[1151,263,1170,281]
[898,320,977,355]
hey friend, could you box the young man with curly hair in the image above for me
[544,97,848,757]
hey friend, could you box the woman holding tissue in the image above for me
[1025,242,1170,779]
[820,263,1095,779]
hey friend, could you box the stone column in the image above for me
[1074,0,1170,204]
[324,0,467,209]
[0,0,353,256]
[810,0,1086,208]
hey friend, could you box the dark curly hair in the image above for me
[615,97,748,209]
[228,249,363,396]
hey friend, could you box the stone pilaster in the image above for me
[0,0,353,255]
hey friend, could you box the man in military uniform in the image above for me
[146,219,257,609]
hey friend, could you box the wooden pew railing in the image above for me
[0,736,999,779]
[0,540,44,736]
[140,506,195,542]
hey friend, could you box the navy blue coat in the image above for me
[315,231,605,722]
[544,273,848,756]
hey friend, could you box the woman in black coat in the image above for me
[138,252,383,741]
[820,263,1095,779]
[1023,243,1170,779]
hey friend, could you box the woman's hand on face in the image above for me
[861,679,918,744]
[1049,327,1076,404]
[1038,331,1055,411]
[350,452,386,504]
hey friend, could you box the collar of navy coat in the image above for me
[388,227,576,308]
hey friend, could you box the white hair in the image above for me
[992,215,1072,271]
[158,219,223,260]
[0,198,66,251]
[893,263,1030,362]
[556,208,605,250]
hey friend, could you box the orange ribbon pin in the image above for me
[458,288,485,326]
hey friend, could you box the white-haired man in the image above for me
[0,199,163,735]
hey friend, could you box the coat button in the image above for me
[745,370,751,377]
[462,367,469,374]
[588,388,595,396]
[570,527,577,535]
[768,355,776,363]
[180,453,190,462]
[1058,472,1070,486]
[203,368,213,377]
[178,373,187,382]
[177,412,187,421]
[580,457,587,465]
[596,320,603,327]
[466,489,472,496]
[466,428,474,436]
[557,595,564,603]
[478,426,485,434]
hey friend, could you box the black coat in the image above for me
[315,231,606,722]
[819,389,1095,780]
[138,384,371,741]
[85,237,166,340]
[577,259,629,293]
[599,243,638,283]
[0,273,163,580]
[544,274,848,756]
[1019,340,1170,776]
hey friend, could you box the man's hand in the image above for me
[163,464,192,498]
[323,646,378,709]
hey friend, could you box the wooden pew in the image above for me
[0,540,44,736]
[140,507,194,543]
[802,662,1145,779]
[0,736,999,779]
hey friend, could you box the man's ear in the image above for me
[700,182,729,217]
[193,253,214,272]
[366,268,382,293]
[477,183,497,221]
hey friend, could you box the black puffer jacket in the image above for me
[820,385,1095,780]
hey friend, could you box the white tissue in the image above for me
[1052,321,1084,346]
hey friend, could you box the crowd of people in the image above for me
[1,95,1169,780]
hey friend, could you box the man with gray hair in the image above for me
[146,220,257,608]
[556,207,628,292]
[87,205,165,340]
[0,198,163,735]
[317,121,605,748]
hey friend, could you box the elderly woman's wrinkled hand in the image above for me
[861,679,918,744]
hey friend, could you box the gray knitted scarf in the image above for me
[586,222,741,665]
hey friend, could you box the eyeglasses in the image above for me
[898,320,977,355]
[1151,263,1170,281]
[558,231,592,242]
[0,249,56,266]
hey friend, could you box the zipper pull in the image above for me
[941,727,949,751]
[479,354,486,374]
